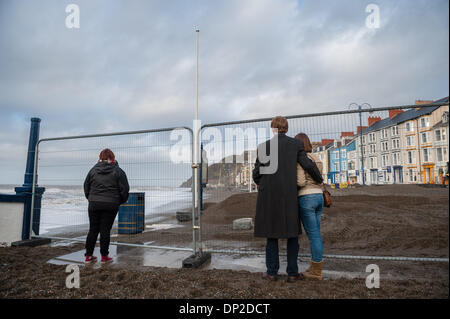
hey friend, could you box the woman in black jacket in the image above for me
[83,148,129,264]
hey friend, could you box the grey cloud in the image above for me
[0,0,448,184]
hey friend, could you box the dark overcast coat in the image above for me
[84,161,130,205]
[252,133,323,238]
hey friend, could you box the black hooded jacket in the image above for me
[84,161,130,205]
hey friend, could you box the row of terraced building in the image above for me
[313,97,449,185]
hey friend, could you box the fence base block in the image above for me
[11,237,51,247]
[176,211,192,222]
[182,252,212,269]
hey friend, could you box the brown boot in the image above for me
[303,260,323,280]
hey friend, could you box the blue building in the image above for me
[327,139,356,184]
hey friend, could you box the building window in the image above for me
[369,133,376,143]
[421,132,429,143]
[392,139,400,149]
[391,126,399,136]
[406,122,414,132]
[370,157,377,169]
[435,130,441,142]
[420,117,430,128]
[392,152,400,165]
[407,151,414,164]
[436,148,443,162]
[334,163,339,171]
[348,161,354,170]
[341,161,347,171]
[436,147,448,162]
[382,141,389,152]
[341,149,347,158]
[369,144,376,154]
[443,130,447,141]
[382,154,389,167]
[408,169,416,182]
[333,151,339,160]
[406,136,415,147]
[423,148,431,162]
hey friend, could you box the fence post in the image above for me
[182,125,211,268]
[15,118,46,241]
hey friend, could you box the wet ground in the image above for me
[46,243,448,282]
[1,184,448,298]
[0,244,448,298]
[47,244,368,279]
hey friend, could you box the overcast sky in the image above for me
[0,0,448,184]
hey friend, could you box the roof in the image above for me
[432,120,446,129]
[359,96,449,135]
[313,141,335,152]
[433,96,449,104]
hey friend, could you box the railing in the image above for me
[29,101,449,260]
[197,103,448,256]
[31,127,197,253]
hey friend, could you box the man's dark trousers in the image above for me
[266,237,299,276]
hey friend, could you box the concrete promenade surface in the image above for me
[48,243,366,280]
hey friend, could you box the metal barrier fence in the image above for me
[198,103,449,256]
[31,127,197,252]
[29,102,449,260]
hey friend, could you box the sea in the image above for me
[0,185,192,235]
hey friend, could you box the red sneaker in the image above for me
[84,255,97,264]
[262,273,278,281]
[101,255,113,264]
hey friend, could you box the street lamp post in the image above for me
[349,103,372,186]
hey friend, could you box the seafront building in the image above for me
[313,96,449,185]
[230,97,448,187]
[432,111,449,184]
[312,139,334,182]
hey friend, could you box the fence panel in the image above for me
[33,127,195,251]
[197,105,449,258]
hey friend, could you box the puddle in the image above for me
[145,224,183,231]
[47,245,366,279]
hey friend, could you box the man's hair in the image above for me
[271,116,288,133]
[99,148,115,162]
[294,133,312,153]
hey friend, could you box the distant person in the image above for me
[252,116,323,282]
[295,133,324,280]
[83,148,129,264]
[444,162,450,185]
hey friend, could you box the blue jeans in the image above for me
[299,193,324,262]
[266,238,299,277]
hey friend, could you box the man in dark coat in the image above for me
[252,116,323,282]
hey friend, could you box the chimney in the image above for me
[357,126,368,134]
[340,131,354,139]
[389,109,403,119]
[415,100,433,105]
[321,138,334,146]
[368,116,381,126]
